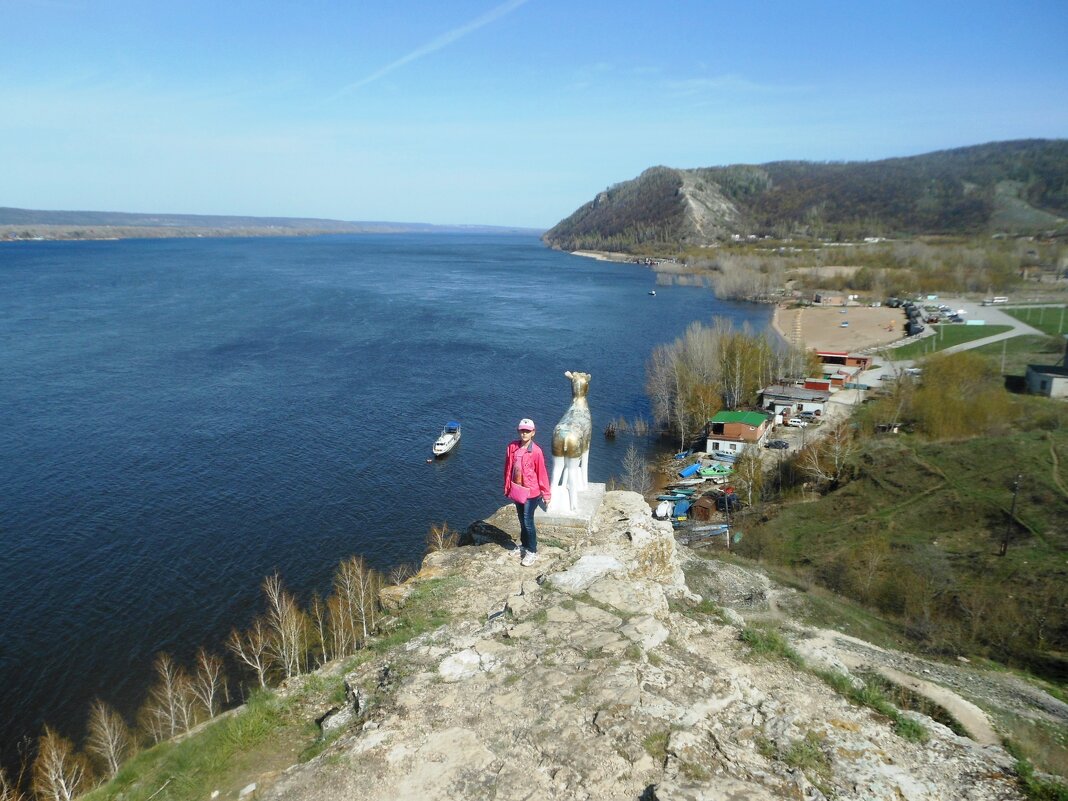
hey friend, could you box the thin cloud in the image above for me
[332,0,530,98]
[665,74,809,96]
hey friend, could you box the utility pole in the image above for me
[1001,339,1007,375]
[999,474,1022,557]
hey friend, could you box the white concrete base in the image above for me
[536,483,605,529]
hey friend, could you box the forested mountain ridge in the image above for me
[543,139,1068,252]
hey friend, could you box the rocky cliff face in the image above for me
[259,492,1030,801]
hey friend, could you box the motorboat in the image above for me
[432,421,462,456]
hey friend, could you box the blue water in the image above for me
[0,233,769,758]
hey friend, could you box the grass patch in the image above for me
[736,429,1068,675]
[740,625,804,668]
[1009,745,1068,801]
[812,668,929,743]
[972,334,1068,377]
[890,324,1013,360]
[642,730,670,763]
[783,731,831,778]
[83,691,307,801]
[1006,307,1068,337]
[370,576,465,653]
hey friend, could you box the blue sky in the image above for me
[3,0,1067,228]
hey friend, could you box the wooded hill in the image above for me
[543,139,1068,252]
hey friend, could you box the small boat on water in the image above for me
[649,290,656,296]
[432,421,462,456]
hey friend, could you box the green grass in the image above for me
[890,324,1013,360]
[972,335,1068,377]
[737,429,1068,669]
[83,691,307,801]
[1006,306,1068,337]
[370,576,465,653]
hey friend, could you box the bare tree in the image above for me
[331,555,382,650]
[799,420,857,490]
[425,523,458,553]
[732,448,765,507]
[227,618,272,689]
[327,594,353,659]
[263,573,308,679]
[85,699,133,779]
[137,652,193,742]
[308,592,330,666]
[620,444,652,496]
[190,648,227,719]
[354,562,382,643]
[31,727,90,801]
[388,562,416,586]
[1,766,27,801]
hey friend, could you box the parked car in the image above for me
[840,321,849,327]
[798,411,818,420]
[765,439,789,450]
[786,418,809,428]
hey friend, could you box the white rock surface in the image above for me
[253,492,1030,801]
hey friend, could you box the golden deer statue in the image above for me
[549,370,592,513]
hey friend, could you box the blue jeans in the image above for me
[514,495,541,553]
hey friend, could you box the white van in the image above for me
[981,296,1009,306]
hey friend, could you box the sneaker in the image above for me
[521,551,538,567]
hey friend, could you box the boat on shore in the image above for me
[432,421,462,456]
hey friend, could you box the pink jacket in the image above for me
[504,440,551,501]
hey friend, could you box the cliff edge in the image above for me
[253,492,1031,801]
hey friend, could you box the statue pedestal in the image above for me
[534,483,606,546]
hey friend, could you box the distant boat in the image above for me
[432,421,461,456]
[648,290,656,296]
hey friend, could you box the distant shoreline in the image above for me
[1,224,544,243]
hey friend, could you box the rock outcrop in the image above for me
[260,492,1026,801]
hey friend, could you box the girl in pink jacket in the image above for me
[504,418,551,566]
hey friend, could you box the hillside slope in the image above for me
[544,139,1068,251]
[87,493,1067,801]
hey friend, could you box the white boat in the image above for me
[648,290,656,296]
[432,421,461,456]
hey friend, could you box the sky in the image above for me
[2,0,1067,228]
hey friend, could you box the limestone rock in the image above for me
[251,491,1034,801]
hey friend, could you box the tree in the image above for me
[330,556,383,655]
[31,727,90,801]
[190,648,227,719]
[798,420,857,491]
[1,766,27,801]
[911,351,1011,440]
[85,699,132,779]
[732,448,765,507]
[263,573,308,679]
[137,653,194,742]
[227,618,271,689]
[620,444,652,496]
[425,523,458,553]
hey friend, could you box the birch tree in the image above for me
[732,449,765,507]
[799,420,857,491]
[263,573,308,679]
[191,648,227,719]
[1,766,27,801]
[227,618,272,689]
[85,699,132,779]
[620,444,652,496]
[137,652,193,742]
[31,727,90,801]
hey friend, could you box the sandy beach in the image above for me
[773,304,906,352]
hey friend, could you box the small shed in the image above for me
[691,494,719,522]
